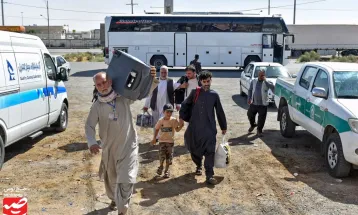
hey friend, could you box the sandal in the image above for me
[109,201,117,211]
[195,168,203,176]
[164,171,170,178]
[156,166,163,176]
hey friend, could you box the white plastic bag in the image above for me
[214,135,231,168]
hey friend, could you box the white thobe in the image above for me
[85,79,158,214]
[185,78,199,100]
[145,79,180,125]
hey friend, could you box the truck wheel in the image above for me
[53,103,68,132]
[280,106,295,138]
[240,82,246,96]
[0,136,5,170]
[325,133,351,178]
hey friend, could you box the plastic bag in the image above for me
[214,135,231,168]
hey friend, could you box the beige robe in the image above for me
[85,79,158,205]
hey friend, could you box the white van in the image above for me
[0,29,69,169]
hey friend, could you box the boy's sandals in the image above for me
[156,166,163,176]
[164,171,170,178]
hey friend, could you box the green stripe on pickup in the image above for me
[275,84,351,133]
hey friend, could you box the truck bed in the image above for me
[276,77,296,90]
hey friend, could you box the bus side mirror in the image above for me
[292,35,295,43]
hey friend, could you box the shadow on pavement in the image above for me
[58,142,88,153]
[135,173,223,207]
[83,207,112,215]
[4,130,57,164]
[138,142,189,165]
[231,94,277,113]
[71,68,241,79]
[231,128,358,205]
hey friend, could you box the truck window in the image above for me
[44,54,57,81]
[312,69,329,94]
[299,66,317,90]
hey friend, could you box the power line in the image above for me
[234,0,327,12]
[4,2,126,14]
[274,7,358,11]
[6,15,103,22]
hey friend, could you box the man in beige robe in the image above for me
[85,67,158,215]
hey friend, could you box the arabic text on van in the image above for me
[18,62,41,73]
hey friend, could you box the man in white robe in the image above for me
[85,67,158,215]
[143,66,182,136]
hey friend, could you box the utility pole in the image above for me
[268,0,270,15]
[126,0,138,14]
[1,0,4,26]
[46,0,50,46]
[21,12,23,26]
[293,0,296,24]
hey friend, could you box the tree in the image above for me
[72,29,76,33]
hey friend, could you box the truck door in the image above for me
[174,33,187,66]
[292,66,318,128]
[42,53,62,125]
[305,69,329,139]
[262,34,274,62]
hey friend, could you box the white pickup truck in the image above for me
[274,62,358,178]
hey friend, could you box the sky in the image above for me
[1,0,358,31]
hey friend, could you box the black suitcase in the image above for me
[107,50,153,100]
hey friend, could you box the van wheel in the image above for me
[280,106,295,138]
[325,133,351,178]
[53,103,68,132]
[0,136,5,170]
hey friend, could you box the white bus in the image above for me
[104,14,294,68]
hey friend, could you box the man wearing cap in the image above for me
[152,104,184,178]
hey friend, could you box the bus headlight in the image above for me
[348,118,358,133]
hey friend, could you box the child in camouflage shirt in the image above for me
[151,104,184,178]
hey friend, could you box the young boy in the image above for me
[151,104,184,178]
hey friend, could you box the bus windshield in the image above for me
[333,71,358,98]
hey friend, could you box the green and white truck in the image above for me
[274,62,358,178]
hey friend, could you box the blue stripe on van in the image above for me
[0,86,66,110]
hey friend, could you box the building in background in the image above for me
[26,25,66,39]
[100,23,105,46]
[164,0,173,14]
[91,29,100,39]
[81,31,92,39]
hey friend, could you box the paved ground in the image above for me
[0,62,357,215]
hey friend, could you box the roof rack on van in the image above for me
[0,26,26,33]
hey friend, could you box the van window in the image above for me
[44,54,57,80]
